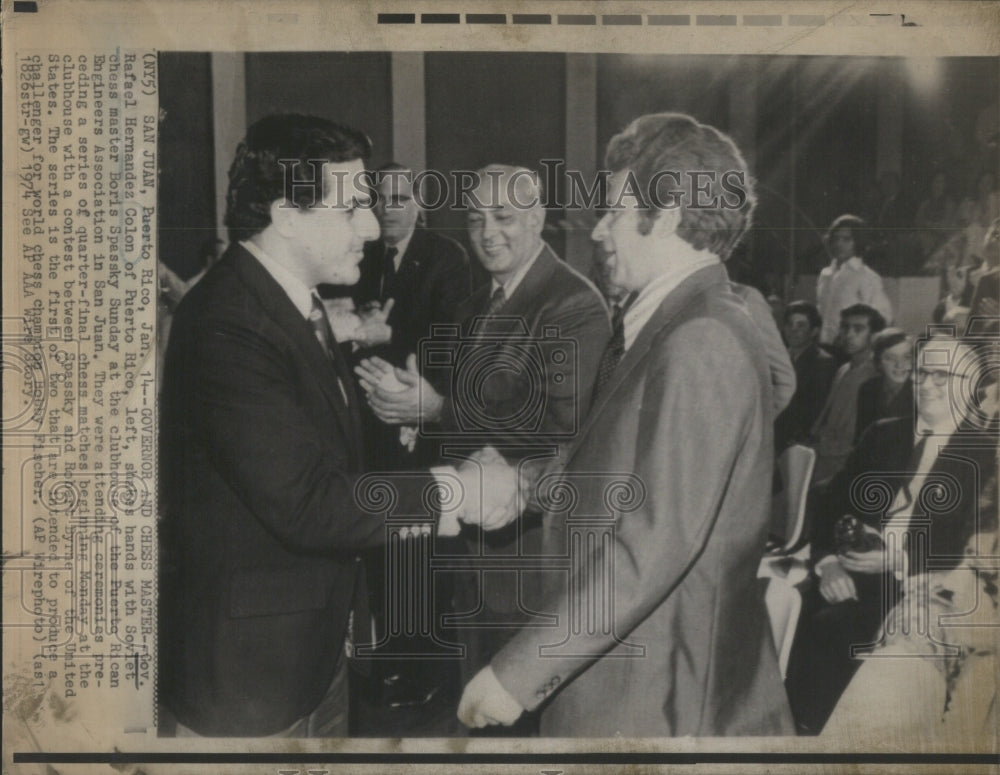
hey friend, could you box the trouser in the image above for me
[173,655,349,738]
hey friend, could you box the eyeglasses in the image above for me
[915,368,972,386]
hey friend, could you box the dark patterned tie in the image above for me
[592,294,635,406]
[309,294,351,405]
[483,285,506,316]
[380,246,398,302]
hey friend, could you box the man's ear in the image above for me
[269,199,300,238]
[649,205,681,240]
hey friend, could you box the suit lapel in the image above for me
[231,246,363,463]
[566,264,729,463]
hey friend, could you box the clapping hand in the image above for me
[355,354,444,425]
[353,299,394,347]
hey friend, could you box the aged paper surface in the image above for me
[2,1,998,773]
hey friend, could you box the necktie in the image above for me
[592,294,633,406]
[483,285,506,316]
[309,295,351,405]
[380,246,398,301]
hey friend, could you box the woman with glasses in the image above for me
[854,328,915,444]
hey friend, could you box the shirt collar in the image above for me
[490,241,545,298]
[622,253,720,351]
[242,239,314,320]
[385,229,414,271]
[844,255,865,270]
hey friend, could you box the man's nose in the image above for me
[481,216,500,239]
[591,214,609,242]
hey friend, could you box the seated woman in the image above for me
[932,251,976,326]
[854,328,914,444]
[823,477,998,746]
[785,335,997,734]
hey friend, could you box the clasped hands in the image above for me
[436,446,523,537]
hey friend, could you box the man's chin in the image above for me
[327,266,362,286]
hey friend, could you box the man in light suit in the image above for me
[456,113,795,736]
[159,115,513,737]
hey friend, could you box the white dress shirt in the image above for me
[622,253,720,351]
[816,256,894,344]
[490,241,545,300]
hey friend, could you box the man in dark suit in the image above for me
[159,115,513,737]
[351,163,471,367]
[341,163,473,710]
[775,300,839,451]
[786,335,998,734]
[356,165,611,712]
[455,115,794,736]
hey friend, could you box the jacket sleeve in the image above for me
[187,316,435,554]
[490,317,763,711]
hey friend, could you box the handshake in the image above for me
[434,446,528,537]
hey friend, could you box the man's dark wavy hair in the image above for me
[224,113,372,243]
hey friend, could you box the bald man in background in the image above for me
[358,166,611,726]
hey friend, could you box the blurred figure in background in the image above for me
[774,300,838,451]
[809,303,886,483]
[816,214,893,347]
[854,328,914,444]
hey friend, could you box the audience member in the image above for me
[816,215,893,345]
[823,476,998,744]
[809,304,886,483]
[915,170,956,259]
[774,300,838,451]
[932,251,976,325]
[854,328,914,443]
[786,335,997,734]
[969,216,1000,323]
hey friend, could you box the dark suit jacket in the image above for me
[491,264,794,736]
[352,227,471,366]
[775,343,838,451]
[431,243,610,451]
[438,244,610,627]
[854,376,914,444]
[159,244,430,736]
[813,415,998,569]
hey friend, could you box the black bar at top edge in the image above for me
[648,14,690,25]
[466,13,506,24]
[512,13,551,24]
[422,13,460,24]
[558,14,596,25]
[13,1,39,11]
[377,13,415,23]
[14,753,1000,765]
[603,14,642,25]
